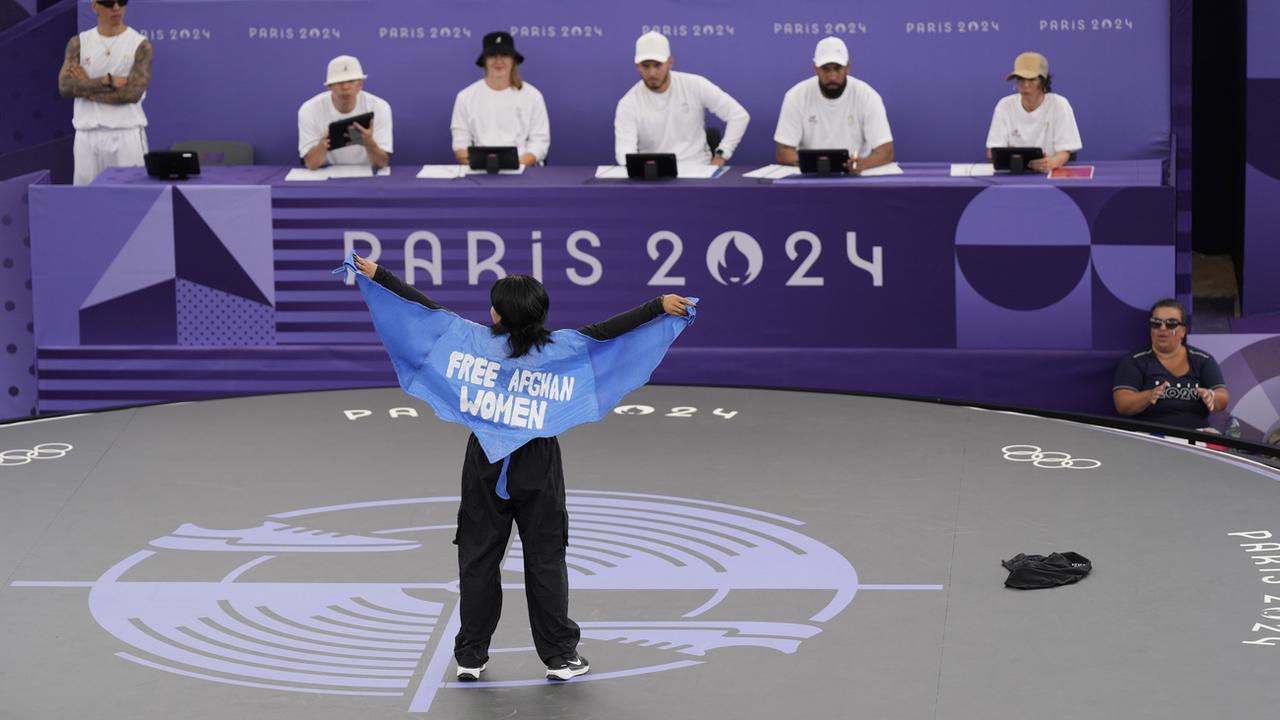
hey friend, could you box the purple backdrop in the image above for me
[0,171,45,421]
[74,0,1170,166]
[1245,0,1280,316]
[28,162,1174,414]
[0,1,75,183]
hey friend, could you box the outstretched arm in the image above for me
[578,294,692,340]
[354,255,445,310]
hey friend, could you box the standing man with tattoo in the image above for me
[58,0,153,185]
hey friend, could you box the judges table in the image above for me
[29,161,1173,414]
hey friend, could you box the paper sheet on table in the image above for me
[676,164,728,179]
[417,165,467,179]
[857,162,903,177]
[324,165,378,179]
[285,168,329,181]
[743,164,801,179]
[465,165,527,175]
[594,164,727,179]
[950,163,996,177]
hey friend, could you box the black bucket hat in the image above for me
[476,31,524,67]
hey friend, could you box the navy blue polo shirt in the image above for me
[1112,344,1226,430]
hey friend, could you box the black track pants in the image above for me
[453,434,581,666]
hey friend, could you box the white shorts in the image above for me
[73,127,149,185]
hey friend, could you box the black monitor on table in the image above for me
[625,153,677,180]
[468,146,520,174]
[991,146,1045,174]
[144,151,201,180]
[798,149,850,177]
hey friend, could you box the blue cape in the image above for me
[342,263,695,463]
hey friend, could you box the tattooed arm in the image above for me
[58,37,112,98]
[86,40,153,104]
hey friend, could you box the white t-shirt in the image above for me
[297,90,394,166]
[985,93,1082,157]
[73,27,148,131]
[773,76,892,159]
[614,70,750,164]
[450,80,551,163]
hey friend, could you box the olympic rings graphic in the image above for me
[0,443,74,467]
[1001,444,1100,470]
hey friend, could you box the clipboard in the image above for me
[328,112,374,151]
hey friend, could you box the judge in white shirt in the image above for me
[451,31,550,166]
[773,37,893,175]
[614,31,749,166]
[985,52,1082,172]
[298,55,393,170]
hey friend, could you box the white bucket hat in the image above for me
[813,36,849,67]
[325,55,367,86]
[634,31,671,64]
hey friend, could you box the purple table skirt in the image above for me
[93,160,1166,190]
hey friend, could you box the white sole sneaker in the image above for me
[456,662,486,681]
[545,656,589,681]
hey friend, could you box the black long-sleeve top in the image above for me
[371,265,664,341]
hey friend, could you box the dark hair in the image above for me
[1041,73,1052,93]
[1149,297,1188,345]
[490,274,552,358]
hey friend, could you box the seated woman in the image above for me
[985,51,1081,172]
[1113,299,1229,431]
[451,31,550,166]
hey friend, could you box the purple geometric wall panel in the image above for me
[1170,0,1192,311]
[1245,0,1280,315]
[953,186,1091,348]
[80,0,1171,167]
[29,185,166,345]
[0,1,74,164]
[176,279,274,346]
[176,187,275,307]
[1243,164,1280,316]
[172,190,270,306]
[79,279,176,344]
[1197,334,1280,443]
[0,171,45,421]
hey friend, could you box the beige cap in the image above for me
[634,31,671,64]
[325,55,367,86]
[813,36,849,67]
[1005,52,1048,81]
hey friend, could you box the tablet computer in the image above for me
[328,112,374,151]
[144,150,200,180]
[991,146,1044,173]
[798,149,850,176]
[625,153,677,180]
[468,146,520,173]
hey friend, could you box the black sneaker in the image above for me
[456,661,486,682]
[545,653,589,681]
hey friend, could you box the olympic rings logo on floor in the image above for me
[0,443,74,467]
[1001,444,1100,470]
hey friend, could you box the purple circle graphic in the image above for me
[955,188,1091,311]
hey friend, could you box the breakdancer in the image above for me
[348,253,695,681]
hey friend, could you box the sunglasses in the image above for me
[1148,318,1184,330]
[96,0,127,7]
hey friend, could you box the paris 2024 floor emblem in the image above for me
[22,491,942,713]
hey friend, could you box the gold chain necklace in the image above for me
[100,28,123,56]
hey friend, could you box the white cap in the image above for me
[325,55,367,86]
[813,36,849,67]
[634,31,671,64]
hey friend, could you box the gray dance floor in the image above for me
[2,385,1279,719]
